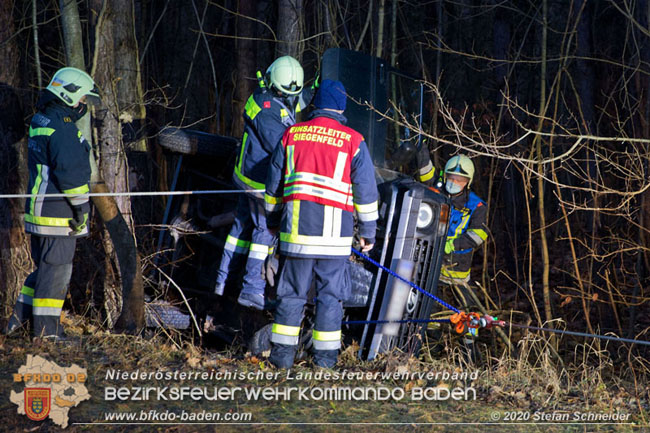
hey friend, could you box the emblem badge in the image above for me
[25,388,51,421]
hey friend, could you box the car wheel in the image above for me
[158,127,238,157]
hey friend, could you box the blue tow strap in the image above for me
[351,247,461,314]
[342,318,450,325]
[349,249,650,346]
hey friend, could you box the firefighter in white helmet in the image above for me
[440,154,488,286]
[214,56,313,310]
[6,67,99,341]
[431,154,489,361]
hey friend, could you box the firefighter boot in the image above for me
[4,315,29,336]
[269,343,297,369]
[237,291,265,310]
[313,349,338,369]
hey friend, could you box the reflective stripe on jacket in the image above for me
[24,102,91,237]
[441,190,488,279]
[233,87,312,193]
[265,110,379,258]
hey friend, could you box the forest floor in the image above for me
[0,313,647,433]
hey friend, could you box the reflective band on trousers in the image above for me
[271,323,300,346]
[312,329,341,350]
[441,267,471,281]
[32,298,64,316]
[17,285,34,305]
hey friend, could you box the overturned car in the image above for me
[156,48,450,360]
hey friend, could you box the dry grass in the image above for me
[0,312,647,432]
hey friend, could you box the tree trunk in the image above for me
[277,0,303,58]
[574,0,597,333]
[90,0,144,333]
[60,0,92,144]
[0,0,30,326]
[113,0,147,152]
[232,0,256,138]
[491,0,520,284]
[376,0,385,58]
[32,0,42,88]
[390,0,397,67]
[322,0,335,48]
[536,0,553,326]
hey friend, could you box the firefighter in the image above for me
[5,67,99,340]
[436,154,488,360]
[439,154,487,288]
[264,79,379,369]
[413,151,488,286]
[214,56,312,310]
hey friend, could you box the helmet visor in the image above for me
[279,80,302,95]
[84,84,101,106]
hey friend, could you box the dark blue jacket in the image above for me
[233,86,312,196]
[24,98,91,237]
[442,189,488,279]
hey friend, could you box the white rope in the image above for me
[0,189,264,199]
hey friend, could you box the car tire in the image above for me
[158,127,238,157]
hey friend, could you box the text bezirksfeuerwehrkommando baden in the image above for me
[103,368,479,402]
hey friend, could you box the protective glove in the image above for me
[444,238,455,255]
[69,205,87,234]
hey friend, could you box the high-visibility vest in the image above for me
[442,191,487,280]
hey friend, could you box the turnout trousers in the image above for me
[215,194,274,296]
[269,256,348,368]
[8,235,76,337]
